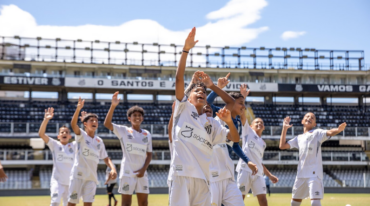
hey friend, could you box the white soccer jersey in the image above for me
[209,116,235,182]
[47,137,76,185]
[170,96,229,182]
[112,124,153,178]
[288,129,329,179]
[71,128,108,184]
[105,164,117,185]
[236,120,266,177]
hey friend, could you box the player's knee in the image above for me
[311,199,321,206]
[291,199,302,206]
[138,199,148,206]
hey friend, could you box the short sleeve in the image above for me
[147,133,153,152]
[287,136,299,149]
[99,141,108,160]
[112,123,127,140]
[174,95,188,117]
[75,128,85,142]
[212,120,229,145]
[46,137,59,152]
[316,129,329,143]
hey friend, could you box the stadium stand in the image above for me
[0,169,32,189]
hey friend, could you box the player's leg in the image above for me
[61,184,69,206]
[107,184,112,206]
[67,178,83,206]
[135,176,149,206]
[308,177,323,206]
[169,176,190,206]
[50,181,63,206]
[267,185,270,196]
[118,176,136,206]
[110,183,117,206]
[237,170,252,200]
[81,180,97,206]
[189,177,211,206]
[210,181,223,206]
[291,177,309,206]
[291,199,302,206]
[222,178,244,206]
[251,176,267,206]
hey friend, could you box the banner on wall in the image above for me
[0,76,64,86]
[278,84,370,93]
[65,77,278,92]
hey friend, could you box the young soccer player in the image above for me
[68,97,117,206]
[106,164,118,206]
[279,114,347,206]
[38,107,75,206]
[104,92,152,206]
[169,27,240,206]
[236,108,278,206]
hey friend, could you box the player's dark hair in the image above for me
[185,82,207,97]
[303,112,316,121]
[228,92,244,100]
[82,113,99,123]
[127,105,145,118]
[59,125,70,134]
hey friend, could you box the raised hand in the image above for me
[105,170,117,185]
[200,72,214,88]
[44,107,54,120]
[240,84,250,99]
[217,73,230,89]
[112,91,121,107]
[216,107,232,123]
[80,111,87,122]
[283,116,293,129]
[183,27,199,51]
[247,162,258,175]
[191,71,203,84]
[337,122,347,132]
[269,175,279,184]
[77,97,85,110]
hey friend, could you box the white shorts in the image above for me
[237,170,266,196]
[169,176,210,206]
[210,178,244,206]
[50,181,69,206]
[68,178,96,204]
[118,176,150,195]
[292,177,324,200]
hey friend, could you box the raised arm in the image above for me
[104,91,120,131]
[168,102,175,143]
[279,117,293,150]
[71,97,84,136]
[326,122,347,137]
[263,164,278,183]
[134,152,153,178]
[202,73,235,111]
[176,27,198,101]
[38,107,55,143]
[216,107,240,142]
[104,157,117,184]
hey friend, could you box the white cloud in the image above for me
[281,31,306,41]
[0,1,269,64]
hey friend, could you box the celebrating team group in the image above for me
[39,27,347,206]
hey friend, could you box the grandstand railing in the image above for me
[1,150,367,163]
[1,122,369,139]
[0,36,366,70]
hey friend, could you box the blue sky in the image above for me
[0,0,369,64]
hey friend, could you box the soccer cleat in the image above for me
[114,200,118,206]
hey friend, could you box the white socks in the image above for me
[51,203,59,206]
[311,200,322,206]
[291,200,302,206]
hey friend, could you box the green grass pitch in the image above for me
[0,193,369,206]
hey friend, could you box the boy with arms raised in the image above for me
[68,98,117,206]
[279,114,346,206]
[38,107,75,206]
[169,27,240,206]
[104,92,152,206]
[236,110,278,206]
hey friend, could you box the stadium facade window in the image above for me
[32,91,58,99]
[308,76,315,84]
[127,94,153,101]
[68,92,92,99]
[273,97,294,103]
[96,93,123,100]
[158,95,174,101]
[74,71,80,77]
[0,90,29,99]
[357,76,363,84]
[295,77,301,83]
[340,77,346,84]
[281,77,287,83]
[246,96,264,103]
[1,68,12,74]
[299,97,320,103]
[327,98,358,104]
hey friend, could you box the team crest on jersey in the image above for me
[69,147,74,153]
[248,141,255,148]
[191,112,199,120]
[59,146,62,151]
[128,129,133,134]
[128,135,133,139]
[204,125,212,135]
[96,139,100,143]
[142,132,147,136]
[142,137,148,143]
[239,185,246,192]
[85,140,90,145]
[181,126,193,138]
